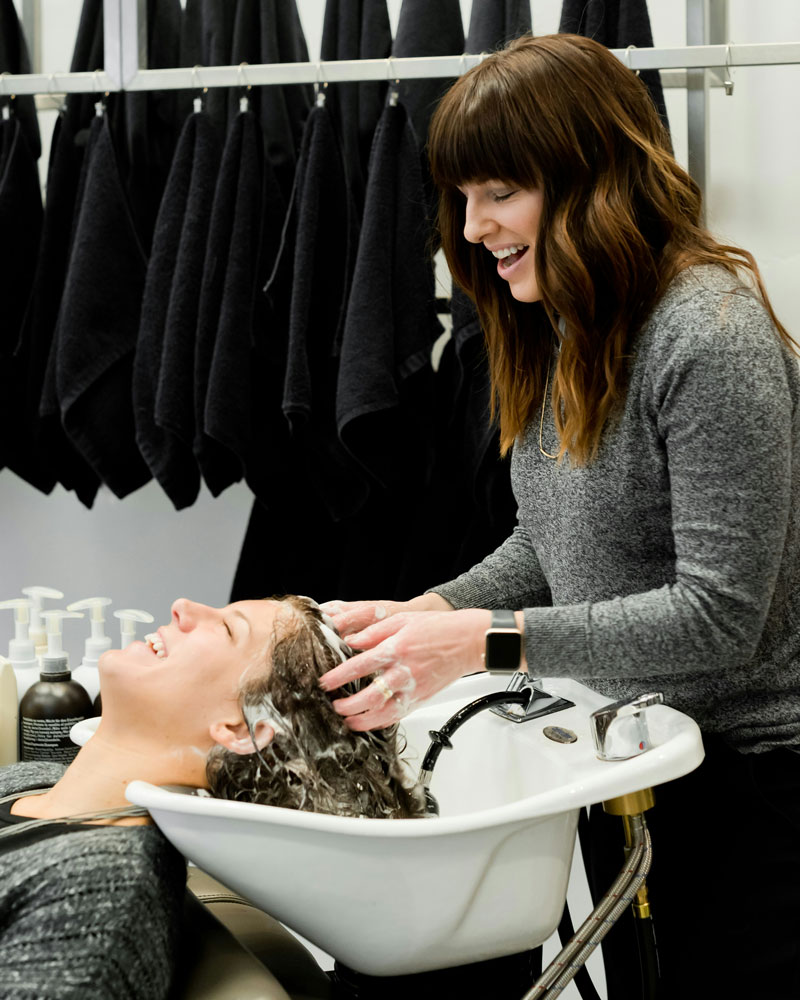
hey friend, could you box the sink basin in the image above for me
[121,673,703,976]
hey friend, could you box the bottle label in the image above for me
[20,716,84,765]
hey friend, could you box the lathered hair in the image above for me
[429,33,795,464]
[206,596,426,819]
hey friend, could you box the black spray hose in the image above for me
[419,690,532,815]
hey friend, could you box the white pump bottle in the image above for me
[0,598,39,700]
[21,586,65,660]
[113,608,155,649]
[67,597,113,703]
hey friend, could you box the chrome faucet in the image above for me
[590,692,664,761]
[489,672,575,724]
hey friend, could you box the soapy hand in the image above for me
[321,593,455,640]
[319,609,491,731]
[320,599,407,640]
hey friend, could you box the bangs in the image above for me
[429,56,543,191]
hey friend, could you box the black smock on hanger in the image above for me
[320,0,391,213]
[134,106,221,510]
[51,111,151,499]
[466,0,531,53]
[559,0,670,134]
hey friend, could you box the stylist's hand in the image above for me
[321,592,454,641]
[319,608,490,731]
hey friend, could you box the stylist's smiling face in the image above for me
[99,598,280,730]
[459,180,544,303]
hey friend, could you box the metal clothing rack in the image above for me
[6,0,800,208]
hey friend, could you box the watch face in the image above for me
[487,630,521,671]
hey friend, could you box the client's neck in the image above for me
[12,727,208,823]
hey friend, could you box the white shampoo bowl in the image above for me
[124,674,703,977]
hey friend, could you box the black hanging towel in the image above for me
[320,0,392,212]
[466,0,531,53]
[4,0,105,504]
[559,0,670,135]
[392,0,464,158]
[114,0,183,255]
[52,111,151,499]
[335,97,441,598]
[228,0,312,202]
[0,0,41,160]
[0,113,42,372]
[275,100,366,522]
[133,106,221,510]
[180,0,238,140]
[193,105,263,497]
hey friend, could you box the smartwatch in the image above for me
[484,610,523,672]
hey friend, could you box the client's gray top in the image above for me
[433,266,800,752]
[0,762,186,999]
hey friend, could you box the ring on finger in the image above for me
[373,675,394,703]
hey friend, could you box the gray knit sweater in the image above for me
[433,266,800,751]
[0,762,186,999]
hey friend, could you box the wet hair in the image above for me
[428,33,795,464]
[205,596,426,819]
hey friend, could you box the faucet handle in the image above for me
[590,692,664,761]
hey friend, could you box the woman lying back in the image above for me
[0,595,424,1000]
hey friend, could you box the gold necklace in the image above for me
[538,359,559,460]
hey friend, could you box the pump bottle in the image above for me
[19,610,92,765]
[0,654,17,766]
[67,597,113,705]
[21,586,64,660]
[92,608,154,715]
[0,598,41,701]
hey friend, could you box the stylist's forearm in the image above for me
[405,593,454,612]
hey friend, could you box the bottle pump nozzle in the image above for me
[0,598,37,669]
[113,609,154,649]
[40,610,84,675]
[21,586,65,654]
[66,597,113,666]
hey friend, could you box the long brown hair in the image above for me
[429,33,794,463]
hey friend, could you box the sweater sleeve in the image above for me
[427,523,552,609]
[0,826,186,1000]
[525,289,795,677]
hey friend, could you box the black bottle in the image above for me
[19,652,93,765]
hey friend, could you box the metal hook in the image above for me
[314,61,327,107]
[624,45,641,77]
[192,65,207,110]
[387,56,399,107]
[723,44,734,96]
[238,61,251,112]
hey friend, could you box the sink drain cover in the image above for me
[543,725,577,744]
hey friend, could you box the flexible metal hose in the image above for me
[520,813,653,999]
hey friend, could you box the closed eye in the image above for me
[223,620,233,640]
[492,190,517,202]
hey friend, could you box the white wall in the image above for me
[2,0,798,651]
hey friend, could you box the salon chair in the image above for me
[172,868,333,1000]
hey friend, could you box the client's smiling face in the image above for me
[98,598,281,755]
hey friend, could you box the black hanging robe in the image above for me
[466,0,532,52]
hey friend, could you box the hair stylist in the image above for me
[319,33,800,998]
